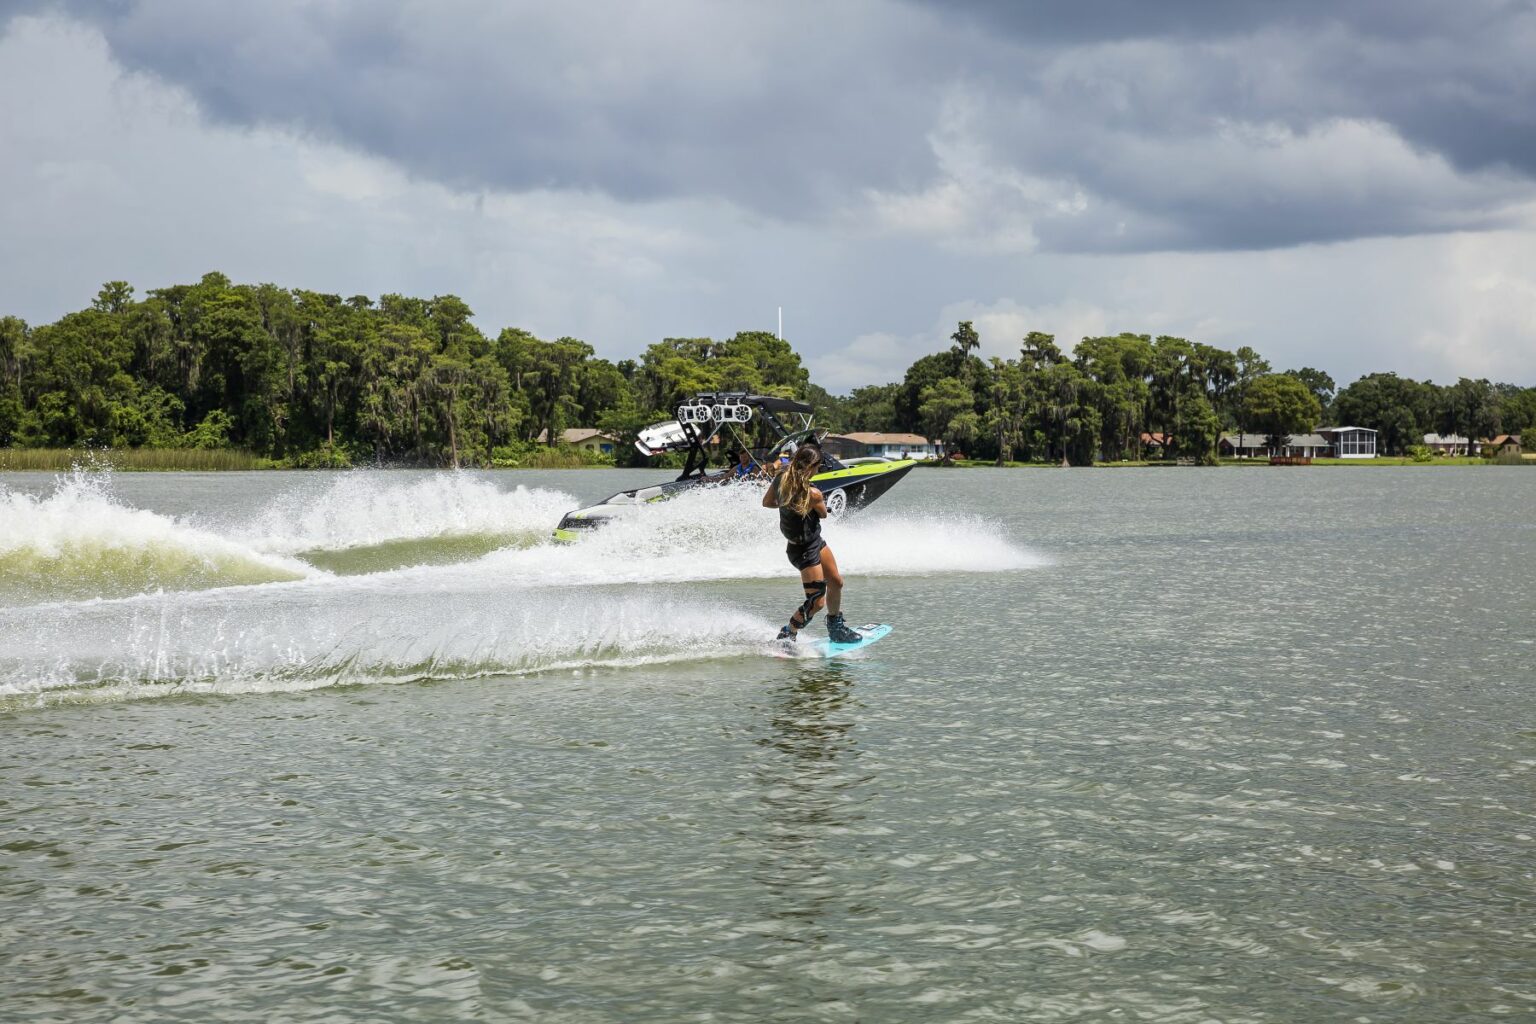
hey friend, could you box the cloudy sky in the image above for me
[2,0,1533,391]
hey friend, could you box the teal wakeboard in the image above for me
[773,623,892,659]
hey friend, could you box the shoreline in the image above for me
[941,456,1517,469]
[2,452,1526,472]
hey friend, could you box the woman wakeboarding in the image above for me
[762,445,863,644]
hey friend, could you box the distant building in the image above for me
[536,427,618,454]
[824,432,941,460]
[1423,433,1471,456]
[1482,434,1523,455]
[1320,426,1377,458]
[1220,428,1377,459]
[1139,431,1173,455]
[1219,433,1274,458]
[1281,433,1332,458]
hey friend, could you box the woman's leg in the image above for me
[785,562,827,635]
[820,545,846,617]
[819,546,862,642]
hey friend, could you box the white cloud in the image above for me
[806,228,1536,392]
[1407,224,1536,382]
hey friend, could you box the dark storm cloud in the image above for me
[27,0,1536,252]
[923,0,1536,178]
[37,0,947,216]
[908,0,1487,44]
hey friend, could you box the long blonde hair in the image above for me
[778,446,820,516]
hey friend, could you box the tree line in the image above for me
[1,274,1531,467]
[828,324,1535,464]
[0,274,811,467]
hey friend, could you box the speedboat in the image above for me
[552,392,917,540]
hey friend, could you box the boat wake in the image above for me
[0,474,316,603]
[1,470,1040,705]
[463,483,1042,587]
[236,472,575,572]
[0,585,774,708]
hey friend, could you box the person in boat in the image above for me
[712,449,739,483]
[762,445,862,643]
[733,448,763,479]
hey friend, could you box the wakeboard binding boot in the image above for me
[826,613,863,644]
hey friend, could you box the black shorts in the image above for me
[785,538,825,571]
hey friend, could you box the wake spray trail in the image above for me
[441,483,1045,589]
[237,471,576,560]
[0,473,316,604]
[0,581,775,707]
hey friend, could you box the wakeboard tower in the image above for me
[552,392,917,541]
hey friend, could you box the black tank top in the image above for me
[772,476,822,546]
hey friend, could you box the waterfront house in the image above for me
[1318,426,1378,458]
[1281,433,1332,458]
[1482,434,1522,454]
[824,432,942,460]
[1423,433,1472,456]
[1139,432,1172,456]
[536,428,619,454]
[1220,433,1274,458]
[1221,428,1377,459]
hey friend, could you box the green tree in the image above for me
[950,320,980,388]
[1333,373,1435,455]
[1180,394,1223,465]
[92,281,135,315]
[917,377,975,458]
[1285,367,1336,421]
[1234,345,1272,391]
[899,352,960,433]
[715,331,809,395]
[1075,333,1154,461]
[1040,361,1100,465]
[0,316,26,445]
[1494,384,1536,436]
[1242,374,1322,451]
[843,383,900,432]
[1196,343,1239,425]
[1438,378,1500,454]
[181,409,235,449]
[984,358,1025,464]
[21,309,133,445]
[950,320,980,360]
[1148,336,1197,459]
[596,390,656,467]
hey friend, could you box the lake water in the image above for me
[3,466,1534,1022]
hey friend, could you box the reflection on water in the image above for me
[765,666,861,764]
[753,666,866,935]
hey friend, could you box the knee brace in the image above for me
[798,578,828,619]
[790,578,828,629]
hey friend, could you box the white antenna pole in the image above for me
[777,306,782,341]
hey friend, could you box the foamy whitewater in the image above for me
[0,472,316,602]
[237,472,576,556]
[0,470,1041,705]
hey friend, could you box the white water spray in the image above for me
[0,470,1041,704]
[0,473,316,603]
[239,471,575,555]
